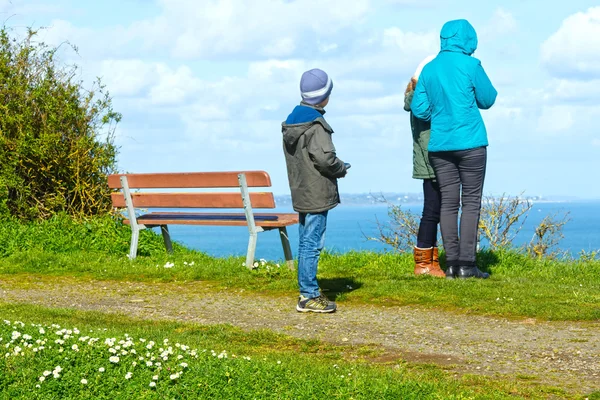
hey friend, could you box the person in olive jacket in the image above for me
[282,68,348,313]
[404,55,445,278]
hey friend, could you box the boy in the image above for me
[281,68,348,313]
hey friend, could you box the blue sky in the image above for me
[2,0,600,198]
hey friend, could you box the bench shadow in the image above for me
[319,277,362,301]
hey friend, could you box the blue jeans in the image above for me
[298,211,328,299]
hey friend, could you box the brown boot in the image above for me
[414,247,446,278]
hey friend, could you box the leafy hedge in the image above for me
[0,27,120,221]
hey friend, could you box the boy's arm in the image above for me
[307,125,347,179]
[410,77,431,121]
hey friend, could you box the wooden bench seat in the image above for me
[108,171,299,268]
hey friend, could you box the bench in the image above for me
[108,171,299,269]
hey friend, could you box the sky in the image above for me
[1,0,599,198]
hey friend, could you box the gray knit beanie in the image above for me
[300,68,333,105]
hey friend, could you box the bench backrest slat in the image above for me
[107,171,271,189]
[110,192,276,209]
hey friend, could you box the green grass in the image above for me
[0,214,598,321]
[1,248,598,321]
[0,303,579,399]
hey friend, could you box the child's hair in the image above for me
[404,78,417,95]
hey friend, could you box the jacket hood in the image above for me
[282,104,331,147]
[440,19,477,55]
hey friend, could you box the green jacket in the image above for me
[282,103,347,213]
[404,90,436,180]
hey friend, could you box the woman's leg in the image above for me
[456,147,489,278]
[414,179,445,277]
[417,179,441,248]
[428,152,461,268]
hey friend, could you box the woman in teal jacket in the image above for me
[411,19,497,279]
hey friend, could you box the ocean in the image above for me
[159,202,599,260]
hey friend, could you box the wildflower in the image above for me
[146,361,153,367]
[39,376,45,382]
[125,372,133,380]
[99,367,105,372]
[277,360,281,365]
[109,356,120,363]
[81,379,88,385]
[149,381,156,388]
[72,344,79,352]
[43,371,52,377]
[152,375,159,381]
[180,362,188,368]
[170,373,180,380]
[163,262,174,269]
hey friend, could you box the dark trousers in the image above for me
[428,147,487,266]
[416,179,441,248]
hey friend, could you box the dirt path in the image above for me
[1,275,598,394]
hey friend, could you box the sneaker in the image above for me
[296,293,336,313]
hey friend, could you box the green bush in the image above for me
[0,27,120,221]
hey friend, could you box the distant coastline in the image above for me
[274,193,597,207]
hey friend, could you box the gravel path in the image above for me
[1,275,598,394]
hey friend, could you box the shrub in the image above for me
[0,27,120,221]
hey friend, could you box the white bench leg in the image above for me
[161,225,173,254]
[246,232,257,269]
[279,227,294,270]
[129,226,140,260]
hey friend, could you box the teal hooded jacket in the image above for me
[411,19,497,152]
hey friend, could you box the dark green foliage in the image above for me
[0,27,120,221]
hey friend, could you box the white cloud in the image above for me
[127,0,370,59]
[247,59,307,82]
[318,42,339,54]
[382,27,438,53]
[483,8,517,37]
[541,7,600,80]
[99,60,158,97]
[536,105,574,134]
[148,65,204,106]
